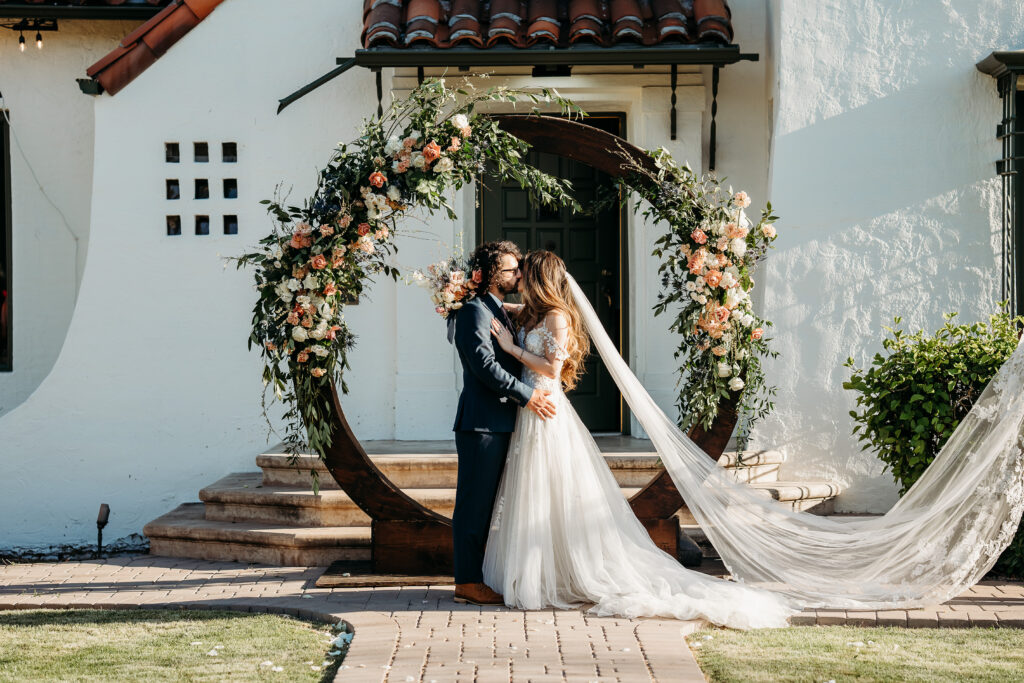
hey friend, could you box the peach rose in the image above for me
[716,236,730,252]
[357,223,370,236]
[733,191,751,208]
[337,215,352,228]
[369,171,386,188]
[712,345,728,356]
[705,270,723,288]
[726,222,748,240]
[286,311,299,325]
[323,282,337,296]
[751,327,764,340]
[422,141,442,165]
[297,350,309,363]
[319,224,334,238]
[448,136,461,152]
[714,306,731,323]
[310,254,327,270]
[691,228,708,245]
[402,136,416,148]
[687,252,705,275]
[311,367,327,378]
[301,314,313,328]
[290,233,312,249]
[762,225,777,239]
[396,160,410,173]
[375,226,389,240]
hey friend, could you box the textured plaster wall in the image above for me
[0,0,384,548]
[0,20,141,417]
[753,0,1020,512]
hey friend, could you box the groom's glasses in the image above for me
[500,267,521,274]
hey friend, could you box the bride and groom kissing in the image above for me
[447,240,797,629]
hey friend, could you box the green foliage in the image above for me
[844,306,1024,576]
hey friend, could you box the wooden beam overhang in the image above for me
[0,5,164,20]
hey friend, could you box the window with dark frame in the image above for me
[194,142,209,163]
[195,215,209,235]
[223,215,238,235]
[223,178,237,199]
[1,110,10,371]
[166,215,181,236]
[222,142,237,162]
[165,142,179,163]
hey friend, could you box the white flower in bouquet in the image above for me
[717,362,732,378]
[412,152,426,169]
[741,313,755,327]
[452,114,470,131]
[287,278,302,292]
[384,135,402,156]
[387,185,401,201]
[452,301,464,310]
[272,246,284,259]
[696,294,708,304]
[431,292,442,305]
[720,271,738,289]
[738,208,751,228]
[450,270,465,284]
[275,281,293,303]
[311,324,327,340]
[311,344,329,358]
[728,376,746,391]
[292,326,309,342]
[685,281,696,292]
[434,157,454,173]
[302,274,318,290]
[730,238,747,257]
[725,288,745,309]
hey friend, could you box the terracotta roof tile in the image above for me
[362,0,734,50]
[84,0,225,95]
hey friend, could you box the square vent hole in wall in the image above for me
[166,215,181,236]
[224,215,238,235]
[195,215,209,236]
[194,142,208,163]
[165,142,179,163]
[163,140,240,235]
[166,179,179,200]
[194,178,209,199]
[223,178,237,199]
[222,142,237,163]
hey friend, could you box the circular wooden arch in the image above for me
[312,115,740,571]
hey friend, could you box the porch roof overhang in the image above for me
[0,2,168,20]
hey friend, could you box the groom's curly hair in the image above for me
[469,240,521,294]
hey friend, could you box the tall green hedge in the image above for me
[843,308,1024,577]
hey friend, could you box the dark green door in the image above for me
[479,116,624,432]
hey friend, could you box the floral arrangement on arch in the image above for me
[640,148,781,434]
[229,79,580,477]
[412,248,482,319]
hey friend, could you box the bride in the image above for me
[485,250,799,629]
[484,248,1024,629]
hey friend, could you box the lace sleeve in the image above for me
[539,314,570,363]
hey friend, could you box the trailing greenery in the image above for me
[844,307,1024,576]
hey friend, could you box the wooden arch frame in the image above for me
[313,115,739,573]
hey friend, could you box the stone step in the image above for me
[144,503,371,566]
[675,479,842,527]
[201,472,644,527]
[258,443,783,488]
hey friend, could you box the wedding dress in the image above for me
[482,315,799,629]
[484,274,1024,623]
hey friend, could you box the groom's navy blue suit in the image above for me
[451,292,533,584]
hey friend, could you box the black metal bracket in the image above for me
[709,66,720,172]
[670,63,677,141]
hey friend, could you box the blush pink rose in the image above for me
[297,350,309,363]
[712,345,728,356]
[690,228,708,245]
[762,225,777,239]
[714,306,731,323]
[286,311,299,325]
[311,367,326,378]
[422,141,442,164]
[319,224,334,238]
[369,171,386,188]
[752,327,764,340]
[323,282,337,296]
[310,254,327,270]
[357,223,370,236]
[705,270,723,288]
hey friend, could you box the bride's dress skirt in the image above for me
[482,381,797,629]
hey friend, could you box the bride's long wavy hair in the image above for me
[516,250,590,391]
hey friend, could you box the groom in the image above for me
[450,240,557,605]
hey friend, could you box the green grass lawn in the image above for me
[0,609,349,682]
[688,625,1024,682]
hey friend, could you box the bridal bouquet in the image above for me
[412,252,481,319]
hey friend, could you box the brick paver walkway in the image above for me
[1,556,1023,682]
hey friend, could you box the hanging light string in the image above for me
[0,90,81,301]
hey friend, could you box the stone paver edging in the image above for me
[2,556,1023,681]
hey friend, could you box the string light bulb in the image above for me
[18,32,24,52]
[35,31,42,49]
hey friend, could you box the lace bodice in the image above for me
[517,321,569,394]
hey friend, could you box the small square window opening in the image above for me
[165,142,180,163]
[223,178,237,199]
[194,142,209,162]
[195,215,210,235]
[194,179,209,199]
[166,179,180,200]
[166,215,181,236]
[224,215,238,235]
[222,142,237,163]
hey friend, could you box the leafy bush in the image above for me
[843,307,1024,577]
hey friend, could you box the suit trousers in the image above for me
[452,430,511,584]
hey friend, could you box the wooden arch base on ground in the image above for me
[317,115,740,575]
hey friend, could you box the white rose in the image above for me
[717,362,731,378]
[725,288,744,309]
[720,271,737,289]
[286,278,302,292]
[728,376,745,392]
[311,326,326,340]
[452,114,469,130]
[742,313,754,327]
[302,274,318,290]
[387,185,401,201]
[434,157,454,173]
[291,326,308,342]
[685,281,696,292]
[312,344,329,358]
[737,348,748,359]
[384,135,402,156]
[412,152,426,169]
[730,238,747,257]
[696,294,708,305]
[296,294,311,308]
[690,292,702,302]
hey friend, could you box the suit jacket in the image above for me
[452,294,533,433]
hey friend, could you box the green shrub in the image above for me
[843,307,1024,577]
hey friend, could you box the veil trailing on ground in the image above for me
[567,274,1024,609]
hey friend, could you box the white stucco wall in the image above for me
[0,19,143,416]
[753,0,1019,512]
[0,0,384,548]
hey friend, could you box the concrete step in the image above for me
[144,503,371,566]
[201,472,643,527]
[257,442,783,489]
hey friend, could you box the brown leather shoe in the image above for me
[453,582,504,606]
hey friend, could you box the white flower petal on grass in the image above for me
[271,666,284,672]
[260,661,274,667]
[214,645,223,649]
[206,649,219,657]
[190,641,203,646]
[847,641,865,648]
